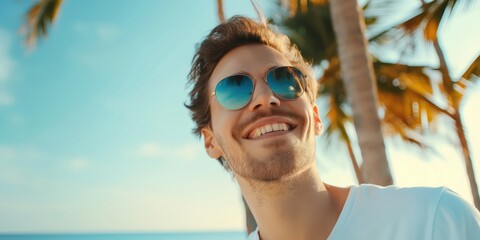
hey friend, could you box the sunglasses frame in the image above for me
[210,66,307,111]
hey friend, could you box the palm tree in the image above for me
[277,0,479,201]
[21,0,63,49]
[369,0,480,210]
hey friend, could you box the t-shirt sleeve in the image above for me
[432,188,480,239]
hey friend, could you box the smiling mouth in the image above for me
[247,123,293,139]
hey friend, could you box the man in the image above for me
[185,16,480,240]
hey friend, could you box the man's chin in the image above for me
[239,154,306,181]
[229,140,314,182]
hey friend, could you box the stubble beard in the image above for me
[218,136,314,182]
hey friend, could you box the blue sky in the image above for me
[0,0,479,234]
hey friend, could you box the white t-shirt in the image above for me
[247,184,480,240]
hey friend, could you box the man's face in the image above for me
[202,44,322,181]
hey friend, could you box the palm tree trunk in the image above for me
[346,140,364,184]
[433,38,480,210]
[217,0,225,23]
[329,0,393,186]
[432,39,454,94]
[453,111,480,210]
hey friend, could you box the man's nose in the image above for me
[248,80,280,111]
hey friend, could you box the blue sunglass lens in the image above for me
[267,67,305,100]
[215,75,253,110]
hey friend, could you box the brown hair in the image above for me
[185,16,316,167]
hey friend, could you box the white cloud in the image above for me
[0,145,44,186]
[67,157,91,171]
[0,145,17,162]
[0,145,42,161]
[138,143,162,157]
[0,92,14,106]
[96,25,120,41]
[137,142,202,161]
[8,114,25,126]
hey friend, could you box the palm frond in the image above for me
[452,54,480,103]
[21,0,63,49]
[274,1,336,64]
[375,60,450,129]
[319,57,440,151]
[460,54,480,81]
[368,0,473,57]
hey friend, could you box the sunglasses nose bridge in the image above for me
[248,76,281,111]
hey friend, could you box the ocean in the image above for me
[0,232,248,240]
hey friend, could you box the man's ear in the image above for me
[313,104,323,135]
[201,126,222,159]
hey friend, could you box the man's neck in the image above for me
[236,163,346,240]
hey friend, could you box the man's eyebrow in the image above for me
[232,70,250,76]
[232,66,281,77]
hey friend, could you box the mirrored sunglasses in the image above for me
[211,66,307,110]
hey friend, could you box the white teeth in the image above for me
[266,125,273,132]
[255,128,262,138]
[249,123,290,139]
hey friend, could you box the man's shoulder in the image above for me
[355,184,478,212]
[431,187,480,238]
[353,184,480,227]
[333,184,480,239]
